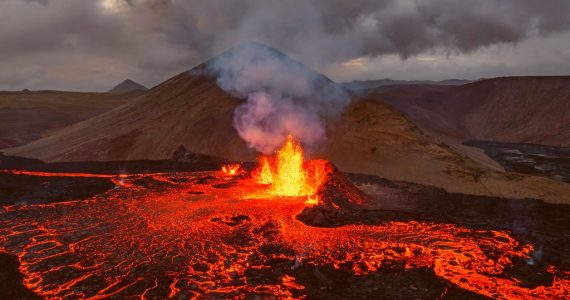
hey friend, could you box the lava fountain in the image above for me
[252,135,328,206]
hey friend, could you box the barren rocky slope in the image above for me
[0,90,138,149]
[6,74,254,162]
[372,77,570,147]
[324,99,570,203]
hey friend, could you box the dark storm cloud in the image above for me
[0,1,122,57]
[1,0,570,90]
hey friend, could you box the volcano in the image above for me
[1,45,569,298]
[4,43,569,203]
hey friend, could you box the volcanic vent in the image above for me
[243,135,371,211]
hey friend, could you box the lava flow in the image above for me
[0,136,568,299]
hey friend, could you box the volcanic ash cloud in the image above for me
[205,42,350,154]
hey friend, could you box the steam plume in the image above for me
[206,42,350,153]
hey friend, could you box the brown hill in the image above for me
[5,74,254,162]
[0,90,138,149]
[372,77,570,147]
[323,99,569,203]
[108,79,148,93]
[5,50,569,203]
[4,43,345,163]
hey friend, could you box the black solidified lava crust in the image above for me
[0,252,42,299]
[0,173,115,206]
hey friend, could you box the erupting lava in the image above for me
[253,135,328,206]
[0,140,569,298]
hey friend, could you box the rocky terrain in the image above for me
[466,141,570,183]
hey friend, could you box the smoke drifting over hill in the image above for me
[205,43,349,153]
[2,0,570,90]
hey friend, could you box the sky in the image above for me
[1,0,570,91]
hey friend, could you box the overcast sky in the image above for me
[1,0,570,91]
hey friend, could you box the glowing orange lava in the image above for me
[221,164,242,176]
[253,135,327,205]
[255,156,272,184]
[0,169,568,299]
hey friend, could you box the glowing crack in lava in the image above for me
[0,143,569,298]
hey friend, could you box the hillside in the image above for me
[5,74,254,162]
[4,43,346,162]
[0,90,138,149]
[5,48,569,203]
[323,99,569,203]
[372,77,570,147]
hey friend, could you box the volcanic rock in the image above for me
[170,144,224,165]
[0,253,41,299]
[297,161,372,226]
[315,162,372,210]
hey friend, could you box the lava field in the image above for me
[0,164,569,299]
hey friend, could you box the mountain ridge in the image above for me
[344,78,471,91]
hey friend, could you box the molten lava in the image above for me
[1,141,569,298]
[255,156,272,184]
[253,135,328,205]
[221,164,242,176]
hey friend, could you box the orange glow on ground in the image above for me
[0,170,567,299]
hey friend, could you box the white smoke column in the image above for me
[206,42,350,154]
[233,91,326,153]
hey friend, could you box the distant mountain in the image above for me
[369,76,570,147]
[108,79,148,93]
[343,78,471,91]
